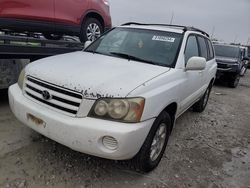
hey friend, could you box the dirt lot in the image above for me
[0,73,250,188]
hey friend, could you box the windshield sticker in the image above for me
[152,36,175,42]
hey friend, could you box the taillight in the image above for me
[102,0,109,6]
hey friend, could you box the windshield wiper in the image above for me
[109,52,164,66]
[85,49,105,55]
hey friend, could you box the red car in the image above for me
[0,0,112,42]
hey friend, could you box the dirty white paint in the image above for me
[9,25,217,161]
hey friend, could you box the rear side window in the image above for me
[207,39,214,60]
[185,35,199,63]
[197,36,208,60]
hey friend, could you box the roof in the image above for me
[213,43,240,49]
[118,22,210,37]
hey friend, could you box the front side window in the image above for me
[185,35,199,63]
[85,27,183,67]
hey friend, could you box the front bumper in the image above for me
[216,63,239,78]
[9,84,154,160]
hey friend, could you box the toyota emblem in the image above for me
[42,90,51,100]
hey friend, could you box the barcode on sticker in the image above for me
[152,36,175,42]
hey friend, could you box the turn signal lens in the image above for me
[102,0,109,5]
[17,69,25,89]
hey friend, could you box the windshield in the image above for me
[214,45,240,59]
[85,27,183,67]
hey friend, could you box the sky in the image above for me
[109,0,250,45]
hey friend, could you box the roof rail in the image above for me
[121,22,210,37]
[185,27,210,37]
[122,22,187,29]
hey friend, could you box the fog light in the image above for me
[102,136,118,150]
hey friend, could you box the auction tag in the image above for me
[152,36,175,42]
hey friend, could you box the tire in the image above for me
[43,33,63,40]
[240,66,247,77]
[0,59,28,89]
[192,84,212,112]
[79,18,103,43]
[132,111,171,172]
[228,74,240,88]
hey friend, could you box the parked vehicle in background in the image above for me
[0,33,83,89]
[0,59,29,90]
[9,23,217,172]
[214,44,247,88]
[0,0,112,42]
[240,46,249,72]
[246,45,250,68]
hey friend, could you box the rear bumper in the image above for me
[9,84,154,160]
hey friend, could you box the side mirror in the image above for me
[84,41,92,49]
[242,56,250,61]
[186,57,206,71]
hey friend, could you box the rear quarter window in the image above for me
[207,39,214,60]
[197,36,208,60]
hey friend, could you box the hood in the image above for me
[215,56,238,64]
[26,51,170,99]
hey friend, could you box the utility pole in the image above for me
[211,26,215,39]
[247,38,250,45]
[233,34,238,44]
[170,12,174,25]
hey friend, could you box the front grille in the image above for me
[24,76,83,116]
[217,63,229,69]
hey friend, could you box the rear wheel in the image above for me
[193,85,211,112]
[79,18,103,43]
[43,33,63,40]
[228,74,240,88]
[132,111,171,172]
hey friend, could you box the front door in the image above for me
[179,35,203,113]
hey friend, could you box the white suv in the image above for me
[9,23,217,172]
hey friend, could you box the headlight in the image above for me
[108,99,129,119]
[89,98,145,123]
[18,69,25,89]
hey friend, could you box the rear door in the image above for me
[197,36,209,90]
[0,0,54,22]
[206,38,217,82]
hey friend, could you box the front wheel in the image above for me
[228,74,240,88]
[132,111,171,172]
[79,18,103,43]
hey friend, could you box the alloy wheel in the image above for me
[150,123,167,161]
[86,23,101,41]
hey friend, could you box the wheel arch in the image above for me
[163,102,178,131]
[210,77,215,87]
[81,11,105,29]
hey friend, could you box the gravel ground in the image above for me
[0,73,250,188]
